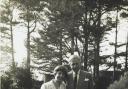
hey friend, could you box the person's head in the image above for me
[53,65,67,82]
[69,55,81,73]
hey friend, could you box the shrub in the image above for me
[107,72,128,89]
[2,67,32,89]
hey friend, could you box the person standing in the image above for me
[67,55,93,89]
[40,65,67,89]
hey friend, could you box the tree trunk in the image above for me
[9,1,15,89]
[83,1,88,71]
[27,19,30,70]
[94,1,101,88]
[10,18,15,69]
[113,5,118,81]
[8,0,15,69]
[59,30,63,65]
[26,6,31,71]
[71,29,75,54]
[125,33,128,71]
[94,38,100,79]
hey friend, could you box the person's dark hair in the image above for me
[54,65,68,77]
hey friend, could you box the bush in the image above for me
[107,72,128,89]
[1,75,12,89]
[15,68,32,89]
[2,67,32,89]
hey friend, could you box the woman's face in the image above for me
[54,71,65,82]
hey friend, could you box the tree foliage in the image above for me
[1,1,128,88]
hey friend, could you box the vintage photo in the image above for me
[0,0,128,89]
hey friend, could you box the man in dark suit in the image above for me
[67,54,93,89]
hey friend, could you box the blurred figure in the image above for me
[67,54,93,89]
[40,65,67,89]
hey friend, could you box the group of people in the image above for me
[40,54,93,89]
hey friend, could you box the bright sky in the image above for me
[13,27,27,65]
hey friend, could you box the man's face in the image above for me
[70,59,80,73]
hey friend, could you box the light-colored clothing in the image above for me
[41,80,66,89]
[67,70,93,89]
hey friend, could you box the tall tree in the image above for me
[0,0,20,89]
[0,0,17,69]
[12,0,40,70]
[113,5,118,81]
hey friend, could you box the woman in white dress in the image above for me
[41,65,68,89]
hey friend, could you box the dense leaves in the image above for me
[1,67,32,89]
[1,0,128,89]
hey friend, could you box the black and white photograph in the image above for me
[0,0,128,89]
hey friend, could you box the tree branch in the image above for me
[29,13,37,34]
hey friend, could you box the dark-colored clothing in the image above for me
[67,70,93,89]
